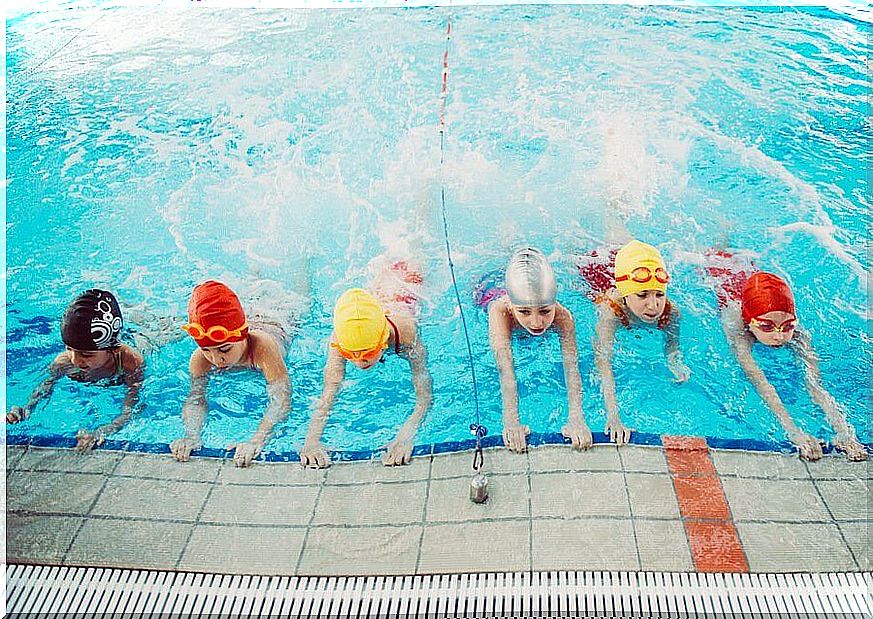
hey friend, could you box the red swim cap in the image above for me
[186,280,248,347]
[741,272,795,324]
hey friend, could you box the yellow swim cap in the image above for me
[333,288,389,352]
[614,240,669,297]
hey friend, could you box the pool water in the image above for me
[6,4,870,458]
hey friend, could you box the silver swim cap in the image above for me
[505,247,557,307]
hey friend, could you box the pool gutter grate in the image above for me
[6,564,871,617]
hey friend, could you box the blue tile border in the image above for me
[7,431,869,462]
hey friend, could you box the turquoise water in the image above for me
[6,5,870,457]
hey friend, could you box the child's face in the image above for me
[200,340,247,369]
[511,304,557,335]
[748,310,796,347]
[623,290,666,324]
[67,347,114,372]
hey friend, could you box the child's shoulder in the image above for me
[120,345,145,372]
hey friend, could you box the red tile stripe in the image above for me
[663,435,749,573]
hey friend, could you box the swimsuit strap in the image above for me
[247,334,256,369]
[595,293,630,328]
[115,349,124,376]
[386,317,401,355]
[658,299,673,330]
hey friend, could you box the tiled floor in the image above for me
[5,444,870,575]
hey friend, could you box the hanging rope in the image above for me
[436,17,487,474]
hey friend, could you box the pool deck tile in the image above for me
[65,518,192,570]
[619,446,669,474]
[113,452,220,482]
[720,477,831,522]
[419,520,529,574]
[218,460,326,486]
[200,484,320,526]
[15,447,121,475]
[532,519,639,571]
[805,455,871,480]
[530,471,629,518]
[635,520,694,572]
[90,477,211,522]
[426,474,528,523]
[312,481,426,526]
[326,457,430,485]
[431,448,527,479]
[671,476,732,520]
[625,473,681,519]
[814,479,871,521]
[736,522,857,572]
[6,515,84,564]
[6,446,870,575]
[178,524,306,575]
[711,449,810,480]
[6,446,27,471]
[529,444,621,472]
[837,522,870,570]
[684,521,749,573]
[299,526,421,576]
[7,471,106,515]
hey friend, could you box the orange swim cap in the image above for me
[741,272,795,324]
[186,280,248,347]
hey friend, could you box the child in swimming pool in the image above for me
[477,247,591,453]
[580,240,689,445]
[300,259,432,468]
[705,250,867,462]
[6,289,145,454]
[169,280,292,468]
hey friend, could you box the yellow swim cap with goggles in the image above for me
[332,288,390,360]
[614,240,670,297]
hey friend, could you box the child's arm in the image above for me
[75,349,145,454]
[228,335,291,467]
[663,305,690,383]
[722,312,822,460]
[489,300,529,452]
[7,353,70,423]
[300,343,346,468]
[594,306,631,444]
[554,305,591,450]
[792,330,867,461]
[384,334,433,466]
[170,352,211,462]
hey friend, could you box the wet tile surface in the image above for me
[736,522,856,572]
[6,446,869,575]
[6,515,84,564]
[300,526,421,576]
[90,477,211,521]
[426,475,528,522]
[66,518,192,569]
[179,525,306,574]
[16,447,122,475]
[530,472,629,518]
[313,482,426,526]
[529,445,621,472]
[201,485,319,526]
[531,519,638,571]
[7,471,105,515]
[721,477,831,522]
[419,521,529,574]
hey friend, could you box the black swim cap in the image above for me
[61,289,123,351]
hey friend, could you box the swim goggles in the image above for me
[749,317,796,334]
[181,321,249,343]
[331,325,390,363]
[615,266,670,285]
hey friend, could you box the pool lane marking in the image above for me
[662,436,749,573]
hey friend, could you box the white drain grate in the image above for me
[6,565,871,617]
